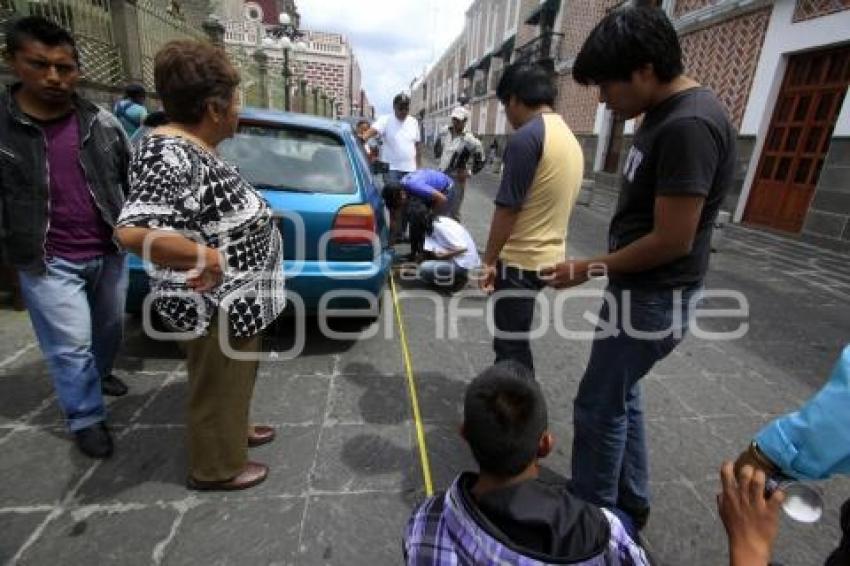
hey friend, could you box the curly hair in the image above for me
[154,40,240,124]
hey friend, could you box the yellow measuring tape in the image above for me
[389,272,434,496]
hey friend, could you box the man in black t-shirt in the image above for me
[541,7,736,531]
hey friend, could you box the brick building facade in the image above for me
[298,30,361,116]
[415,0,850,248]
[411,36,468,144]
[220,0,373,117]
[412,0,523,147]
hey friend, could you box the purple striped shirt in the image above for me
[404,475,651,565]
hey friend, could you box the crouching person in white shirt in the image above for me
[411,207,480,293]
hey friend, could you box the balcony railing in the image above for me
[514,32,565,67]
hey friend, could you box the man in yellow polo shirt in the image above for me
[480,63,584,377]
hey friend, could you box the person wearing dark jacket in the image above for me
[404,363,650,565]
[0,17,131,458]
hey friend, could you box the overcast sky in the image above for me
[297,0,472,116]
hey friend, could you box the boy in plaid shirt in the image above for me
[404,363,650,565]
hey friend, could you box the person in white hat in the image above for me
[437,106,485,221]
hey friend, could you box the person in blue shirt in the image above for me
[739,344,850,481]
[113,83,148,137]
[400,169,455,215]
[129,110,169,150]
[719,344,850,566]
[400,169,456,260]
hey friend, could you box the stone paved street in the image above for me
[1,167,848,565]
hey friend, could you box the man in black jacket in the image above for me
[0,17,131,458]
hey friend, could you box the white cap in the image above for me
[450,106,469,121]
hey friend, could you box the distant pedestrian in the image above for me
[479,63,584,377]
[436,106,485,220]
[541,6,738,530]
[355,118,377,164]
[488,139,499,163]
[360,93,421,242]
[1,16,132,458]
[116,40,285,491]
[113,83,148,137]
[129,110,169,149]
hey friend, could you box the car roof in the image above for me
[239,107,352,136]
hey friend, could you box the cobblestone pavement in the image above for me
[1,167,848,565]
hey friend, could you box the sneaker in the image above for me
[74,422,113,459]
[101,374,129,397]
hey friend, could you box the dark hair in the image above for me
[496,63,557,107]
[393,93,411,108]
[356,118,370,129]
[407,198,434,236]
[463,362,547,477]
[142,110,169,128]
[4,16,78,62]
[154,40,240,124]
[382,185,403,209]
[124,83,146,100]
[573,7,683,85]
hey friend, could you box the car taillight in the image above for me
[331,204,376,244]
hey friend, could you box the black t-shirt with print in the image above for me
[608,87,737,290]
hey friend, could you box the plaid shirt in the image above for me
[404,476,651,566]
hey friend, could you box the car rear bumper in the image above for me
[126,250,394,314]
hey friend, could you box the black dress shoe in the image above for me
[74,423,113,459]
[101,374,128,397]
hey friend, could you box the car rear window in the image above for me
[219,123,356,194]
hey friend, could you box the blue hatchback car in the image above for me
[126,109,393,317]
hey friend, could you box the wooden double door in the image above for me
[744,45,850,233]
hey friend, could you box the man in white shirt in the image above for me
[417,213,480,293]
[361,93,421,241]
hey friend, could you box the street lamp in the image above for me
[264,11,305,112]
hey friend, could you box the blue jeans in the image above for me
[19,254,128,431]
[571,283,702,516]
[418,260,468,290]
[492,263,546,377]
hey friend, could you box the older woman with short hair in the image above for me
[116,40,285,491]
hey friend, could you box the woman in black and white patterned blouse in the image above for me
[117,40,285,491]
